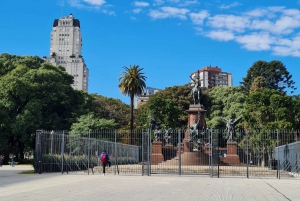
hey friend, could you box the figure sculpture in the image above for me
[222,117,242,142]
[190,73,201,105]
[163,127,172,144]
[150,118,161,141]
[189,118,199,142]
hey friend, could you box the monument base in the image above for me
[221,141,241,165]
[151,141,164,164]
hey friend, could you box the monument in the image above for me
[220,117,242,165]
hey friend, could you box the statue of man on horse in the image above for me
[189,72,201,105]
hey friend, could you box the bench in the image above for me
[8,162,19,166]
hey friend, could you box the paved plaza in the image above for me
[0,165,299,201]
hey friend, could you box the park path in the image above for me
[0,165,300,201]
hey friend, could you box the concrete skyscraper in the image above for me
[45,14,89,91]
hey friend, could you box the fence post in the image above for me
[114,130,117,175]
[246,130,249,179]
[277,129,279,179]
[178,130,181,176]
[88,130,90,175]
[61,130,64,174]
[147,128,151,176]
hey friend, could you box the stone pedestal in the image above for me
[183,104,206,153]
[221,141,240,165]
[165,144,173,150]
[151,141,164,164]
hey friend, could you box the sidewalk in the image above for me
[0,165,299,201]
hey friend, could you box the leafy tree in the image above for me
[70,113,118,136]
[206,86,246,129]
[0,54,85,158]
[149,84,208,128]
[118,65,146,144]
[146,97,180,128]
[244,89,293,130]
[243,89,295,166]
[87,94,130,129]
[249,76,266,94]
[241,60,296,94]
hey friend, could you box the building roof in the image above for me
[53,18,80,28]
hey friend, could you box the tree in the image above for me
[0,54,86,158]
[206,86,246,129]
[70,113,118,136]
[146,97,180,128]
[249,76,266,94]
[244,89,293,130]
[241,60,296,94]
[118,65,146,144]
[87,94,130,129]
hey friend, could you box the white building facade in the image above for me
[46,14,89,91]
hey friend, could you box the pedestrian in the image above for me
[11,155,15,167]
[0,155,3,167]
[99,150,111,176]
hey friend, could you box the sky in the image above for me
[1,0,300,104]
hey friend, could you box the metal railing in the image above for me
[35,129,300,178]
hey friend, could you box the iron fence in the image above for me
[35,129,300,179]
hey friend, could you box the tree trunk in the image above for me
[18,141,25,159]
[130,94,134,145]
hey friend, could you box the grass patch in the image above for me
[19,170,35,174]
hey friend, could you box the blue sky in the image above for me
[1,0,300,104]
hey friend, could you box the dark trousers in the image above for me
[102,162,107,174]
[102,161,111,174]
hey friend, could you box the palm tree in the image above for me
[118,65,146,144]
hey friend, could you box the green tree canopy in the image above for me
[240,60,296,94]
[0,54,86,158]
[70,113,118,136]
[206,86,246,129]
[87,94,130,129]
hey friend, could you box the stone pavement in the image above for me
[0,165,300,201]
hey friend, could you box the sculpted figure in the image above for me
[189,74,201,105]
[222,117,242,142]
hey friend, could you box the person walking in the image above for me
[99,150,110,176]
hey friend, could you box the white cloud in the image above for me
[130,16,137,20]
[235,32,274,51]
[133,8,142,13]
[67,0,106,9]
[179,0,199,7]
[83,0,105,6]
[206,30,235,41]
[134,1,150,7]
[149,7,190,20]
[244,8,268,18]
[219,2,242,9]
[102,9,116,16]
[190,10,209,25]
[144,3,300,57]
[273,35,300,56]
[207,15,250,32]
[153,0,165,6]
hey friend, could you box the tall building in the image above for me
[190,66,232,88]
[45,14,89,91]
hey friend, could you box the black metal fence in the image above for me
[35,129,300,178]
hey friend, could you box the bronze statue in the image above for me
[189,72,201,105]
[222,117,242,142]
